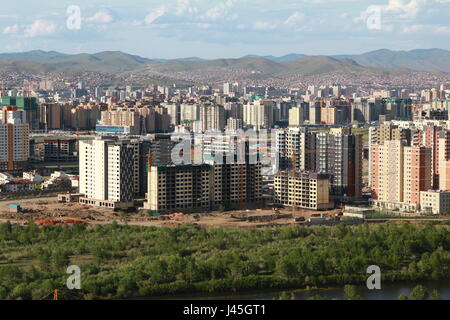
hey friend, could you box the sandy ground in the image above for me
[0,196,344,229]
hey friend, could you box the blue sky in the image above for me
[1,0,450,59]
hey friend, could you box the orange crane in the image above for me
[40,289,82,300]
[291,154,298,215]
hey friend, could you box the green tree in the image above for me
[343,285,361,300]
[276,291,294,300]
[430,289,441,300]
[410,285,429,300]
[51,250,70,271]
[398,294,408,300]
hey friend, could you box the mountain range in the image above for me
[1,48,450,76]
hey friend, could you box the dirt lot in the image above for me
[0,196,343,229]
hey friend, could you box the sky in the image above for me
[1,0,450,59]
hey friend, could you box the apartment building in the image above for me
[420,190,450,215]
[44,139,78,162]
[79,137,139,209]
[351,98,383,123]
[197,104,225,132]
[274,171,333,210]
[315,129,363,199]
[412,124,442,189]
[154,106,171,133]
[0,107,29,171]
[138,134,178,197]
[275,127,316,172]
[146,161,263,213]
[1,96,39,130]
[226,118,243,131]
[98,108,143,135]
[438,130,450,191]
[371,138,432,211]
[243,100,275,129]
[368,123,411,186]
[288,106,306,126]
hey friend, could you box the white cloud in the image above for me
[144,7,166,24]
[204,0,237,21]
[433,25,450,35]
[285,12,304,26]
[24,20,57,38]
[253,21,276,30]
[382,0,424,20]
[176,0,198,16]
[195,23,212,29]
[402,24,425,33]
[3,24,20,35]
[87,11,114,24]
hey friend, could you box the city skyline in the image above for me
[1,0,450,59]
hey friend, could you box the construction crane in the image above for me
[239,163,245,210]
[291,153,298,215]
[40,289,83,300]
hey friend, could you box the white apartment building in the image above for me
[79,137,138,209]
[243,100,275,130]
[420,190,450,215]
[0,107,29,171]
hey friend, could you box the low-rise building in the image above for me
[0,180,36,193]
[420,190,450,215]
[23,171,45,184]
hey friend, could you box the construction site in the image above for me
[0,196,348,229]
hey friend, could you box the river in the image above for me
[150,280,450,300]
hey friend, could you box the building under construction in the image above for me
[274,171,334,211]
[145,161,263,214]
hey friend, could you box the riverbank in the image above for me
[146,279,450,300]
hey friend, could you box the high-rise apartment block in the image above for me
[315,129,363,199]
[1,96,39,130]
[276,127,362,200]
[275,127,316,172]
[79,137,140,209]
[370,138,432,211]
[243,100,275,129]
[0,107,29,171]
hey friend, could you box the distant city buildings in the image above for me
[2,77,450,216]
